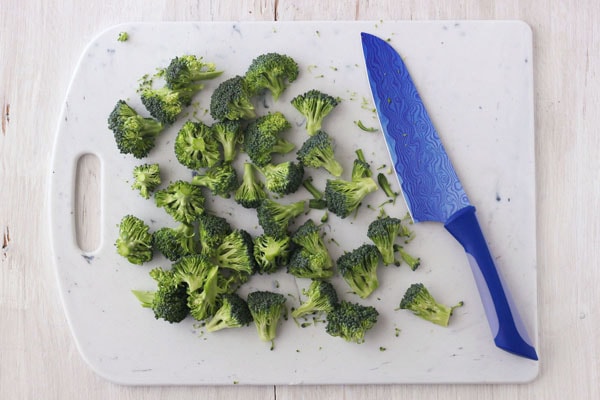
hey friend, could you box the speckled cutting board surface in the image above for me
[50,21,538,385]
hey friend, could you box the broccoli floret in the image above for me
[291,90,339,136]
[351,149,372,180]
[246,291,287,346]
[291,279,338,320]
[212,120,243,163]
[245,52,299,101]
[290,219,332,271]
[256,199,305,238]
[115,215,153,265]
[216,229,257,277]
[205,293,253,332]
[253,234,292,274]
[131,163,161,199]
[154,180,205,224]
[366,216,402,266]
[140,83,198,125]
[296,130,343,177]
[260,161,304,196]
[172,254,216,293]
[197,213,233,255]
[377,172,399,204]
[398,283,463,327]
[187,263,231,321]
[396,245,421,271]
[234,162,267,209]
[209,75,256,121]
[336,244,381,299]
[108,100,164,158]
[164,55,223,89]
[152,223,197,261]
[132,267,190,323]
[325,300,379,344]
[287,247,334,279]
[325,176,378,218]
[191,161,239,198]
[243,112,295,167]
[174,121,221,170]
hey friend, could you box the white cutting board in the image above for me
[50,21,538,385]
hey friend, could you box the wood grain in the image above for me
[1,0,599,398]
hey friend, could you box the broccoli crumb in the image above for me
[355,120,378,132]
[117,32,129,42]
[379,346,386,351]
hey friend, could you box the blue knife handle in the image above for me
[444,206,538,360]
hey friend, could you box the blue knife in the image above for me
[361,32,538,361]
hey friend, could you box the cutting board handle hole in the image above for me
[75,153,101,253]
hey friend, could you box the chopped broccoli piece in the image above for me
[212,120,243,163]
[397,246,421,270]
[197,213,233,256]
[291,279,338,320]
[245,52,299,101]
[290,90,339,136]
[154,180,205,224]
[132,267,190,323]
[296,130,343,177]
[302,178,327,210]
[325,300,379,344]
[186,263,231,321]
[209,75,256,121]
[336,244,381,299]
[152,223,197,261]
[351,149,372,180]
[256,199,305,238]
[287,247,334,279]
[398,283,463,327]
[164,55,223,89]
[174,121,221,170]
[117,32,129,42]
[260,161,304,196]
[253,234,292,274]
[246,291,287,345]
[191,161,239,198]
[377,172,398,204]
[171,254,216,293]
[205,293,253,332]
[366,216,402,266]
[140,82,199,125]
[243,112,295,167]
[216,229,257,277]
[115,215,153,265]
[290,219,332,273]
[107,100,164,158]
[325,176,378,218]
[234,162,267,209]
[131,163,161,199]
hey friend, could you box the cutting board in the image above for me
[50,20,538,385]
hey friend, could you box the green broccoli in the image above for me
[366,216,402,266]
[398,283,463,327]
[377,172,399,204]
[205,293,253,332]
[234,162,267,209]
[115,215,153,265]
[131,163,161,199]
[325,300,379,344]
[351,149,372,180]
[287,247,334,279]
[253,234,292,274]
[336,244,381,299]
[132,267,190,323]
[289,219,333,275]
[152,223,197,261]
[117,32,129,42]
[243,112,295,167]
[139,82,198,125]
[296,130,343,177]
[187,263,231,321]
[108,100,164,158]
[171,254,216,293]
[246,291,287,346]
[164,55,223,89]
[302,178,327,210]
[174,121,221,170]
[191,161,239,198]
[154,180,205,224]
[396,245,421,271]
[244,52,299,101]
[209,75,256,121]
[212,120,243,163]
[215,229,257,277]
[290,90,339,136]
[256,199,306,238]
[260,161,304,196]
[291,279,338,320]
[196,213,233,256]
[324,176,378,218]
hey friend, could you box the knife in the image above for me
[361,32,538,361]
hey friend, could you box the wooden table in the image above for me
[1,1,598,398]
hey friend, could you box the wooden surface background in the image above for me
[1,0,598,398]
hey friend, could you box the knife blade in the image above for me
[361,32,538,361]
